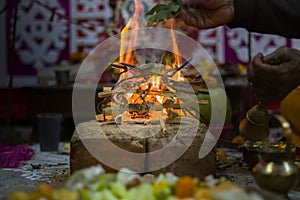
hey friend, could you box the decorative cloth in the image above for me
[0,144,35,168]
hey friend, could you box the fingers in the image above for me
[248,48,300,102]
[182,0,209,7]
[248,53,269,82]
[248,53,285,102]
[179,0,234,29]
[178,7,204,28]
[177,7,189,23]
[263,46,290,64]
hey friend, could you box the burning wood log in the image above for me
[95,114,114,122]
[110,63,128,71]
[98,88,129,98]
[97,60,212,126]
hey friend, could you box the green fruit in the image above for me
[197,88,232,125]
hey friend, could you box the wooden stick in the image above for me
[120,62,138,68]
[110,63,128,70]
[170,58,192,77]
[159,115,167,133]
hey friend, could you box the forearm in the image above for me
[229,0,300,39]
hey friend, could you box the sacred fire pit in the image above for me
[70,0,220,179]
[70,51,219,178]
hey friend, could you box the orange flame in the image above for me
[150,75,162,92]
[170,22,183,81]
[170,22,181,67]
[117,4,184,111]
[119,0,144,64]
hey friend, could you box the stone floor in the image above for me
[0,144,69,200]
[1,145,300,200]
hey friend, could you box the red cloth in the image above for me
[0,144,35,168]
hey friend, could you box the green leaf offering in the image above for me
[146,0,183,27]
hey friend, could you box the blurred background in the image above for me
[1,0,299,144]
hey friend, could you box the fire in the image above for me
[170,23,181,67]
[170,22,184,81]
[119,0,144,64]
[156,95,165,104]
[150,75,162,92]
[104,1,191,122]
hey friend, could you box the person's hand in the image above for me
[178,0,234,29]
[248,47,300,103]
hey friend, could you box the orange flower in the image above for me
[69,52,85,64]
[232,135,245,144]
[217,150,227,161]
[174,176,196,198]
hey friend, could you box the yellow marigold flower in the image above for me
[153,180,173,199]
[153,181,169,195]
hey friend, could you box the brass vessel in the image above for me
[240,140,263,169]
[293,146,300,191]
[239,102,270,169]
[252,115,300,195]
[239,102,269,141]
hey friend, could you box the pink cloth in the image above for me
[0,144,35,168]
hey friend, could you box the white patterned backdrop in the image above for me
[1,0,300,86]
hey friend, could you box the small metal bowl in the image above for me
[240,141,287,169]
[240,141,262,169]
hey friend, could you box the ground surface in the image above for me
[1,145,300,200]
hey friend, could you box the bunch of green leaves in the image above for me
[146,0,183,27]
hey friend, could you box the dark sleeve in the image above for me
[229,0,300,39]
